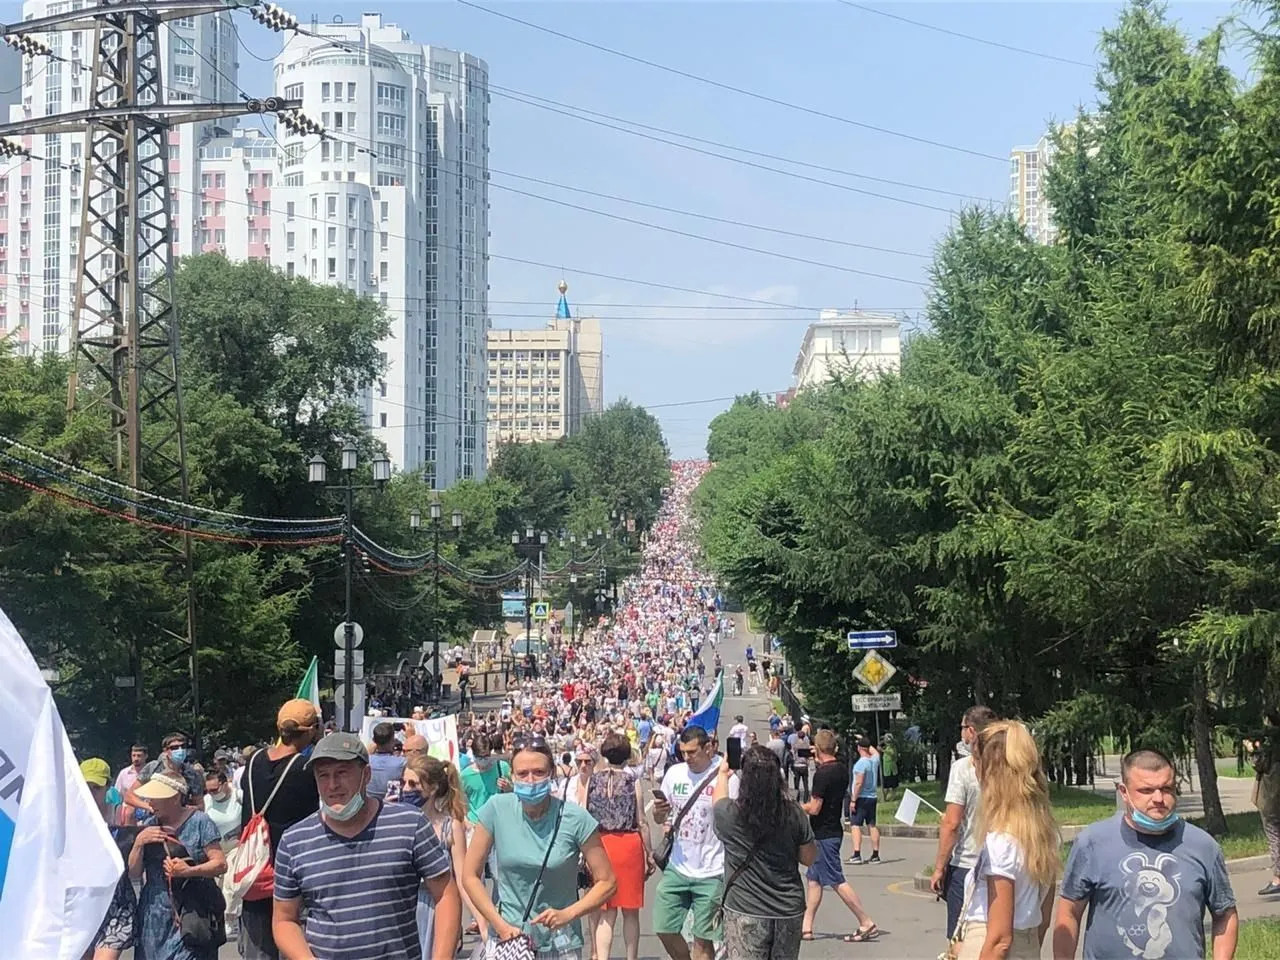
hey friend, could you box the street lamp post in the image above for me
[309,440,391,732]
[512,527,549,675]
[411,494,463,704]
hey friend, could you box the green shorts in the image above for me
[653,870,723,942]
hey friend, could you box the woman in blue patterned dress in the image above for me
[127,772,226,960]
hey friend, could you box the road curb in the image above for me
[913,870,934,893]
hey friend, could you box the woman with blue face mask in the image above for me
[462,737,618,958]
[401,753,473,958]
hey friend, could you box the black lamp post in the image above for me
[411,493,462,703]
[308,440,391,732]
[512,527,549,671]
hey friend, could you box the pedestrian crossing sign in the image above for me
[532,601,550,621]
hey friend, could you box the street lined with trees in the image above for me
[697,2,1280,834]
[0,254,669,756]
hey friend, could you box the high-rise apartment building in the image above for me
[486,282,605,463]
[793,309,900,390]
[271,13,489,484]
[3,0,238,355]
[1010,132,1059,245]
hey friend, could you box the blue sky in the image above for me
[60,1,1250,456]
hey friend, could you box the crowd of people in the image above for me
[68,460,1246,959]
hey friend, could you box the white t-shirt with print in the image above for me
[963,832,1048,931]
[660,760,739,880]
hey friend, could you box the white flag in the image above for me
[894,788,924,826]
[0,605,123,959]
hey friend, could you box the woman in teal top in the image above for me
[462,735,617,958]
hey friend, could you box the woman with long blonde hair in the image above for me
[952,720,1060,960]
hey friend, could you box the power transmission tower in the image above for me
[0,0,304,748]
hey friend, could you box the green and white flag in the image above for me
[296,656,320,711]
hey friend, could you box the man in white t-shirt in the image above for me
[651,725,739,960]
[727,715,750,745]
[931,704,997,936]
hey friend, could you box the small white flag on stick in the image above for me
[895,788,944,826]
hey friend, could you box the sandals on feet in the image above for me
[843,924,879,943]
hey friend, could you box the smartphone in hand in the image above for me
[726,737,743,771]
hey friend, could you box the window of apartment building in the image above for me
[377,82,405,106]
[200,229,210,246]
[285,232,295,251]
[309,228,317,247]
[327,257,336,278]
[248,228,258,244]
[347,227,356,247]
[321,140,330,161]
[214,229,225,244]
[379,201,388,221]
[261,172,272,188]
[379,413,387,428]
[347,258,355,280]
[321,82,330,101]
[215,173,225,188]
[173,64,195,85]
[347,83,356,101]
[347,197,357,220]
[200,200,212,217]
[377,113,405,138]
[260,200,270,215]
[326,195,336,218]
[214,201,225,216]
[174,37,194,56]
[286,262,295,277]
[326,226,336,246]
[286,201,295,218]
[379,231,388,251]
[284,82,303,101]
[379,292,387,307]
[379,261,388,281]
[174,16,195,27]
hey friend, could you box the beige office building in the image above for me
[486,282,604,462]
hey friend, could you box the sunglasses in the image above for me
[512,734,549,750]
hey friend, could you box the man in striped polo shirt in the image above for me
[272,731,462,959]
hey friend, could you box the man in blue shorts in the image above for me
[848,736,881,865]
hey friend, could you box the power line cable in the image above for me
[836,1,1094,68]
[456,0,1007,163]
[486,172,932,259]
[487,181,926,286]
[289,25,998,206]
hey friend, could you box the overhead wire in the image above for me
[456,0,1007,163]
[835,2,1095,68]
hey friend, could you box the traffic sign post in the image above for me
[532,601,550,621]
[847,629,897,650]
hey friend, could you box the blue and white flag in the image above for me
[0,605,123,958]
[685,673,724,737]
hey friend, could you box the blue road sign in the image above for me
[847,630,898,650]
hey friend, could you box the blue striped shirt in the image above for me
[274,800,451,959]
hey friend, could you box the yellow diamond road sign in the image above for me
[853,650,896,694]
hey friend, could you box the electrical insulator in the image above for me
[4,33,53,57]
[249,3,299,32]
[278,110,323,137]
[0,137,27,159]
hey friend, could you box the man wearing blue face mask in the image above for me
[126,732,205,814]
[272,731,462,959]
[1053,748,1238,960]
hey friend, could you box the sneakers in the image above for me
[869,853,882,864]
[846,853,862,865]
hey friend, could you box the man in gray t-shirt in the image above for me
[1055,749,1237,960]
